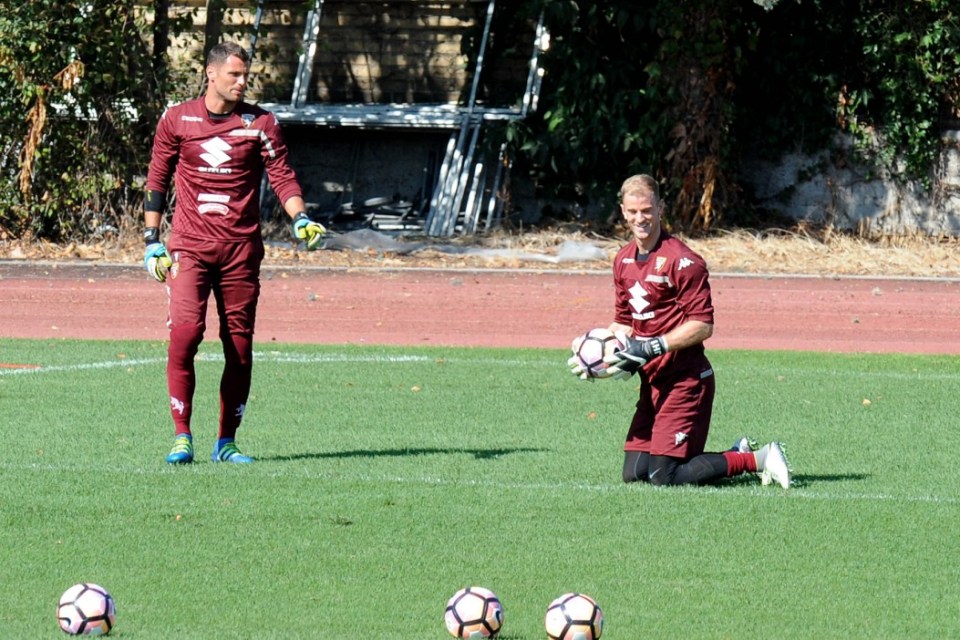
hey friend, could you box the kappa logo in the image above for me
[678,257,694,270]
[199,136,232,170]
[675,432,688,445]
[628,281,654,320]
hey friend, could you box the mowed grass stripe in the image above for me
[1,337,958,638]
[4,459,960,507]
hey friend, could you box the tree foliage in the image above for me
[510,0,960,231]
[0,0,958,240]
[0,0,183,240]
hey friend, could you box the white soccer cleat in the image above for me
[757,442,791,489]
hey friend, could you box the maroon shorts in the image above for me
[623,366,715,459]
[165,233,265,336]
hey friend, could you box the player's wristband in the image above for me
[293,212,309,224]
[144,227,160,246]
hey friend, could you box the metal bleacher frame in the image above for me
[254,0,547,236]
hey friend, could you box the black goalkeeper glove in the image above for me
[602,336,667,378]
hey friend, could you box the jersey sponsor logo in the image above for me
[198,136,234,173]
[198,193,230,203]
[678,257,694,270]
[181,115,203,122]
[197,193,230,215]
[628,281,654,320]
[644,275,670,284]
[198,203,229,215]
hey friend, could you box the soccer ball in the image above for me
[444,586,504,638]
[571,328,622,378]
[544,592,604,640]
[57,583,116,636]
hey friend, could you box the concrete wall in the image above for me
[741,132,960,237]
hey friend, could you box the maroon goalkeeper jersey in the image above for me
[612,232,715,381]
[145,98,302,242]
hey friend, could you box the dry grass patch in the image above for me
[1,226,959,277]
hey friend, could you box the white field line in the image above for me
[2,351,958,383]
[3,460,959,506]
[0,351,560,377]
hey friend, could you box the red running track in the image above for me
[2,262,959,354]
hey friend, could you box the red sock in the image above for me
[723,451,758,476]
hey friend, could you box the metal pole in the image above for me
[484,143,507,231]
[247,0,268,61]
[292,0,324,108]
[444,119,482,236]
[425,133,458,235]
[431,0,495,236]
[521,10,547,118]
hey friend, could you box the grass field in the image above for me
[1,337,959,638]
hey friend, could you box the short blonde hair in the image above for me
[619,174,659,203]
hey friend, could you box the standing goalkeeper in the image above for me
[143,41,325,464]
[573,174,792,488]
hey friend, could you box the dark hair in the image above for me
[207,41,250,67]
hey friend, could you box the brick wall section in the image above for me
[158,0,529,106]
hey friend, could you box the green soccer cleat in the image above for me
[165,435,194,464]
[211,441,254,464]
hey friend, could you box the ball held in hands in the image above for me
[568,328,624,380]
[603,335,667,377]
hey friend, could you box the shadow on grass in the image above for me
[721,472,869,488]
[791,473,870,486]
[260,446,547,462]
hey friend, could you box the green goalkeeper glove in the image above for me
[143,227,172,283]
[292,212,326,250]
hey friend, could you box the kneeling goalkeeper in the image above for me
[571,174,792,488]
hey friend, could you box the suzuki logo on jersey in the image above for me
[628,281,655,320]
[198,137,234,173]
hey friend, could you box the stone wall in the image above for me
[741,132,960,237]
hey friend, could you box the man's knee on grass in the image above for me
[622,451,650,483]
